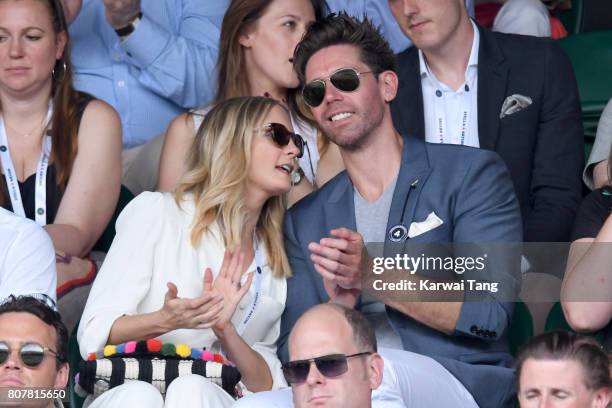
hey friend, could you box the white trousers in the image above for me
[87,374,236,408]
[233,348,478,408]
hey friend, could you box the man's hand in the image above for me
[103,0,141,29]
[308,228,369,290]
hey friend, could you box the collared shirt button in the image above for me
[117,80,125,88]
[435,90,442,97]
[470,325,478,334]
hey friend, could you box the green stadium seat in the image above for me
[68,324,85,408]
[91,185,135,253]
[509,301,534,357]
[559,31,612,159]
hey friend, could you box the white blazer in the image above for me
[78,192,288,388]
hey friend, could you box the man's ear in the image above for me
[378,71,398,103]
[368,353,385,390]
[54,362,69,389]
[593,387,612,408]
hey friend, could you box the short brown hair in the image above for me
[293,12,396,85]
[516,331,612,391]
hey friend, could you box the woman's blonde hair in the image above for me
[175,96,291,279]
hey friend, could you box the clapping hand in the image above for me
[309,228,369,290]
[160,272,224,331]
[208,250,254,335]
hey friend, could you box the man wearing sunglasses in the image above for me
[388,0,583,243]
[235,303,476,408]
[0,296,69,408]
[284,304,383,408]
[279,12,522,408]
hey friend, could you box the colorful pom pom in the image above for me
[176,344,191,358]
[116,344,125,354]
[191,349,202,360]
[201,351,214,362]
[87,352,97,361]
[147,339,162,352]
[213,354,224,364]
[103,345,116,357]
[161,343,176,356]
[124,341,137,354]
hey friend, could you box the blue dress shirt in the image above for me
[69,0,229,147]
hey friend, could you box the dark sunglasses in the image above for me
[259,123,305,158]
[282,352,372,384]
[302,68,373,108]
[0,342,60,368]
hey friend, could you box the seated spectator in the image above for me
[325,0,475,53]
[284,304,383,408]
[0,208,56,302]
[584,99,612,190]
[389,0,583,242]
[79,97,302,407]
[516,331,612,407]
[0,0,121,324]
[561,144,612,340]
[158,0,344,206]
[67,0,229,195]
[280,12,522,408]
[235,304,478,407]
[0,295,69,408]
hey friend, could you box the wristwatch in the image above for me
[114,12,142,40]
[292,167,306,185]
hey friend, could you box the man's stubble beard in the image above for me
[323,105,385,152]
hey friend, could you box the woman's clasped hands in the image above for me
[160,250,254,332]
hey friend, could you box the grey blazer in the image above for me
[279,136,523,407]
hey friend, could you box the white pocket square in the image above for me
[500,94,532,119]
[408,212,444,238]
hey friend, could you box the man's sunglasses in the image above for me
[258,123,305,158]
[302,68,373,108]
[0,342,60,368]
[282,352,372,384]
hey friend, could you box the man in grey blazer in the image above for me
[278,13,523,408]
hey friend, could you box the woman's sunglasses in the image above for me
[259,123,305,158]
[0,342,60,368]
[302,68,373,108]
[281,352,372,384]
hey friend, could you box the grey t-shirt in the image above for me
[354,177,403,349]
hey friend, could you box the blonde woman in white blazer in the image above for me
[78,97,304,407]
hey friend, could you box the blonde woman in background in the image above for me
[79,96,303,407]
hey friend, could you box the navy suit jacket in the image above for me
[279,136,523,407]
[391,25,583,242]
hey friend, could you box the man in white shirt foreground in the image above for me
[0,208,56,302]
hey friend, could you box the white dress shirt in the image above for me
[420,20,480,148]
[78,192,288,389]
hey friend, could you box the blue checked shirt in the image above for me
[69,0,229,148]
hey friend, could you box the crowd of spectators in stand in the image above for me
[1,0,612,407]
